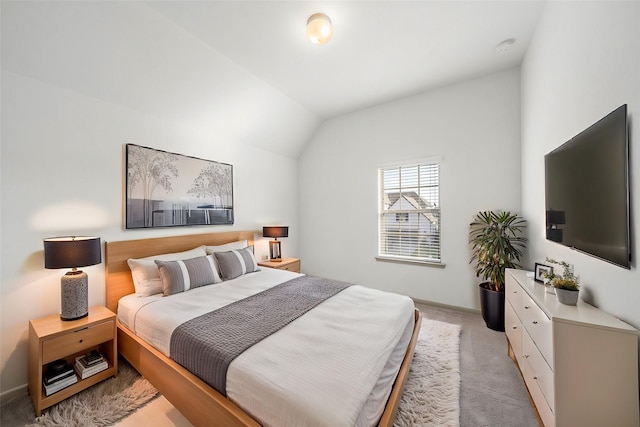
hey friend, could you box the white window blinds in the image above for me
[378,161,441,263]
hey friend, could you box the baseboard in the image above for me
[412,297,481,314]
[1,383,28,405]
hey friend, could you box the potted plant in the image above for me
[469,211,527,331]
[543,258,580,305]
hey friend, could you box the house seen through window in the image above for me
[378,160,441,263]
[396,212,409,222]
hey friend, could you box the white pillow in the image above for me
[127,245,207,296]
[205,240,248,255]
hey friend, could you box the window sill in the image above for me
[375,256,446,268]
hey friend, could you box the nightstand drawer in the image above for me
[42,320,114,363]
[279,260,300,272]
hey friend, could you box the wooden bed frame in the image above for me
[105,230,422,427]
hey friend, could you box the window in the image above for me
[396,212,409,222]
[378,160,441,263]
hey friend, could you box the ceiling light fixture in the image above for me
[495,38,516,55]
[307,13,333,45]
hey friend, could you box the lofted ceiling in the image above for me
[2,1,546,157]
[148,1,546,119]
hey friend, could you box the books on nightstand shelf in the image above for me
[43,360,78,396]
[74,350,108,380]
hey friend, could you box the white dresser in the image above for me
[505,268,639,427]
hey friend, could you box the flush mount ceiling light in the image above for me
[495,38,516,55]
[307,13,333,45]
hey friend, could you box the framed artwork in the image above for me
[125,144,233,229]
[534,262,553,283]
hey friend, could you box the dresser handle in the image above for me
[523,355,529,359]
[513,290,517,293]
[524,306,530,309]
[533,376,538,380]
[512,326,517,330]
[532,321,538,324]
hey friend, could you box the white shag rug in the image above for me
[394,318,462,427]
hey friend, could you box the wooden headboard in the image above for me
[105,230,256,312]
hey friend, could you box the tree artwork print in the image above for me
[125,144,234,229]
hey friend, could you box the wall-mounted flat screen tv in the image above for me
[544,104,631,269]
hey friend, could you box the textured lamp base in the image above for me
[61,271,88,321]
[269,240,282,262]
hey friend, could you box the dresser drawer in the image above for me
[520,354,555,427]
[505,274,523,312]
[523,329,555,414]
[42,320,114,363]
[521,291,554,370]
[505,300,523,359]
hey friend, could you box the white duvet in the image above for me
[118,268,415,427]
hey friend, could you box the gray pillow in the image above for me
[155,255,220,296]
[214,246,259,281]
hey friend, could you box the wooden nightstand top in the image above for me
[258,257,300,271]
[30,305,115,339]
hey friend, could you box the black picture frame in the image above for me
[534,262,553,283]
[125,144,234,229]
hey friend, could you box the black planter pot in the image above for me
[479,282,505,332]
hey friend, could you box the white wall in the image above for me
[521,1,640,328]
[298,68,522,309]
[0,2,311,397]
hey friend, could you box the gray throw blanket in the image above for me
[169,275,351,396]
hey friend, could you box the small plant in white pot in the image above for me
[543,258,580,305]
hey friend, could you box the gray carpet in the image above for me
[416,302,539,427]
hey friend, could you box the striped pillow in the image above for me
[214,246,259,281]
[155,255,221,296]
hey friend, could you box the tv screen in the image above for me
[544,104,630,269]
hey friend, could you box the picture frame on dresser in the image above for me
[533,262,552,283]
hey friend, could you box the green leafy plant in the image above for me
[543,258,580,291]
[469,211,527,292]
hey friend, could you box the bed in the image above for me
[105,231,422,427]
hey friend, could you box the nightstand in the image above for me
[258,257,300,273]
[28,305,118,416]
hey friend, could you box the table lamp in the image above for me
[44,236,102,321]
[262,226,288,262]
